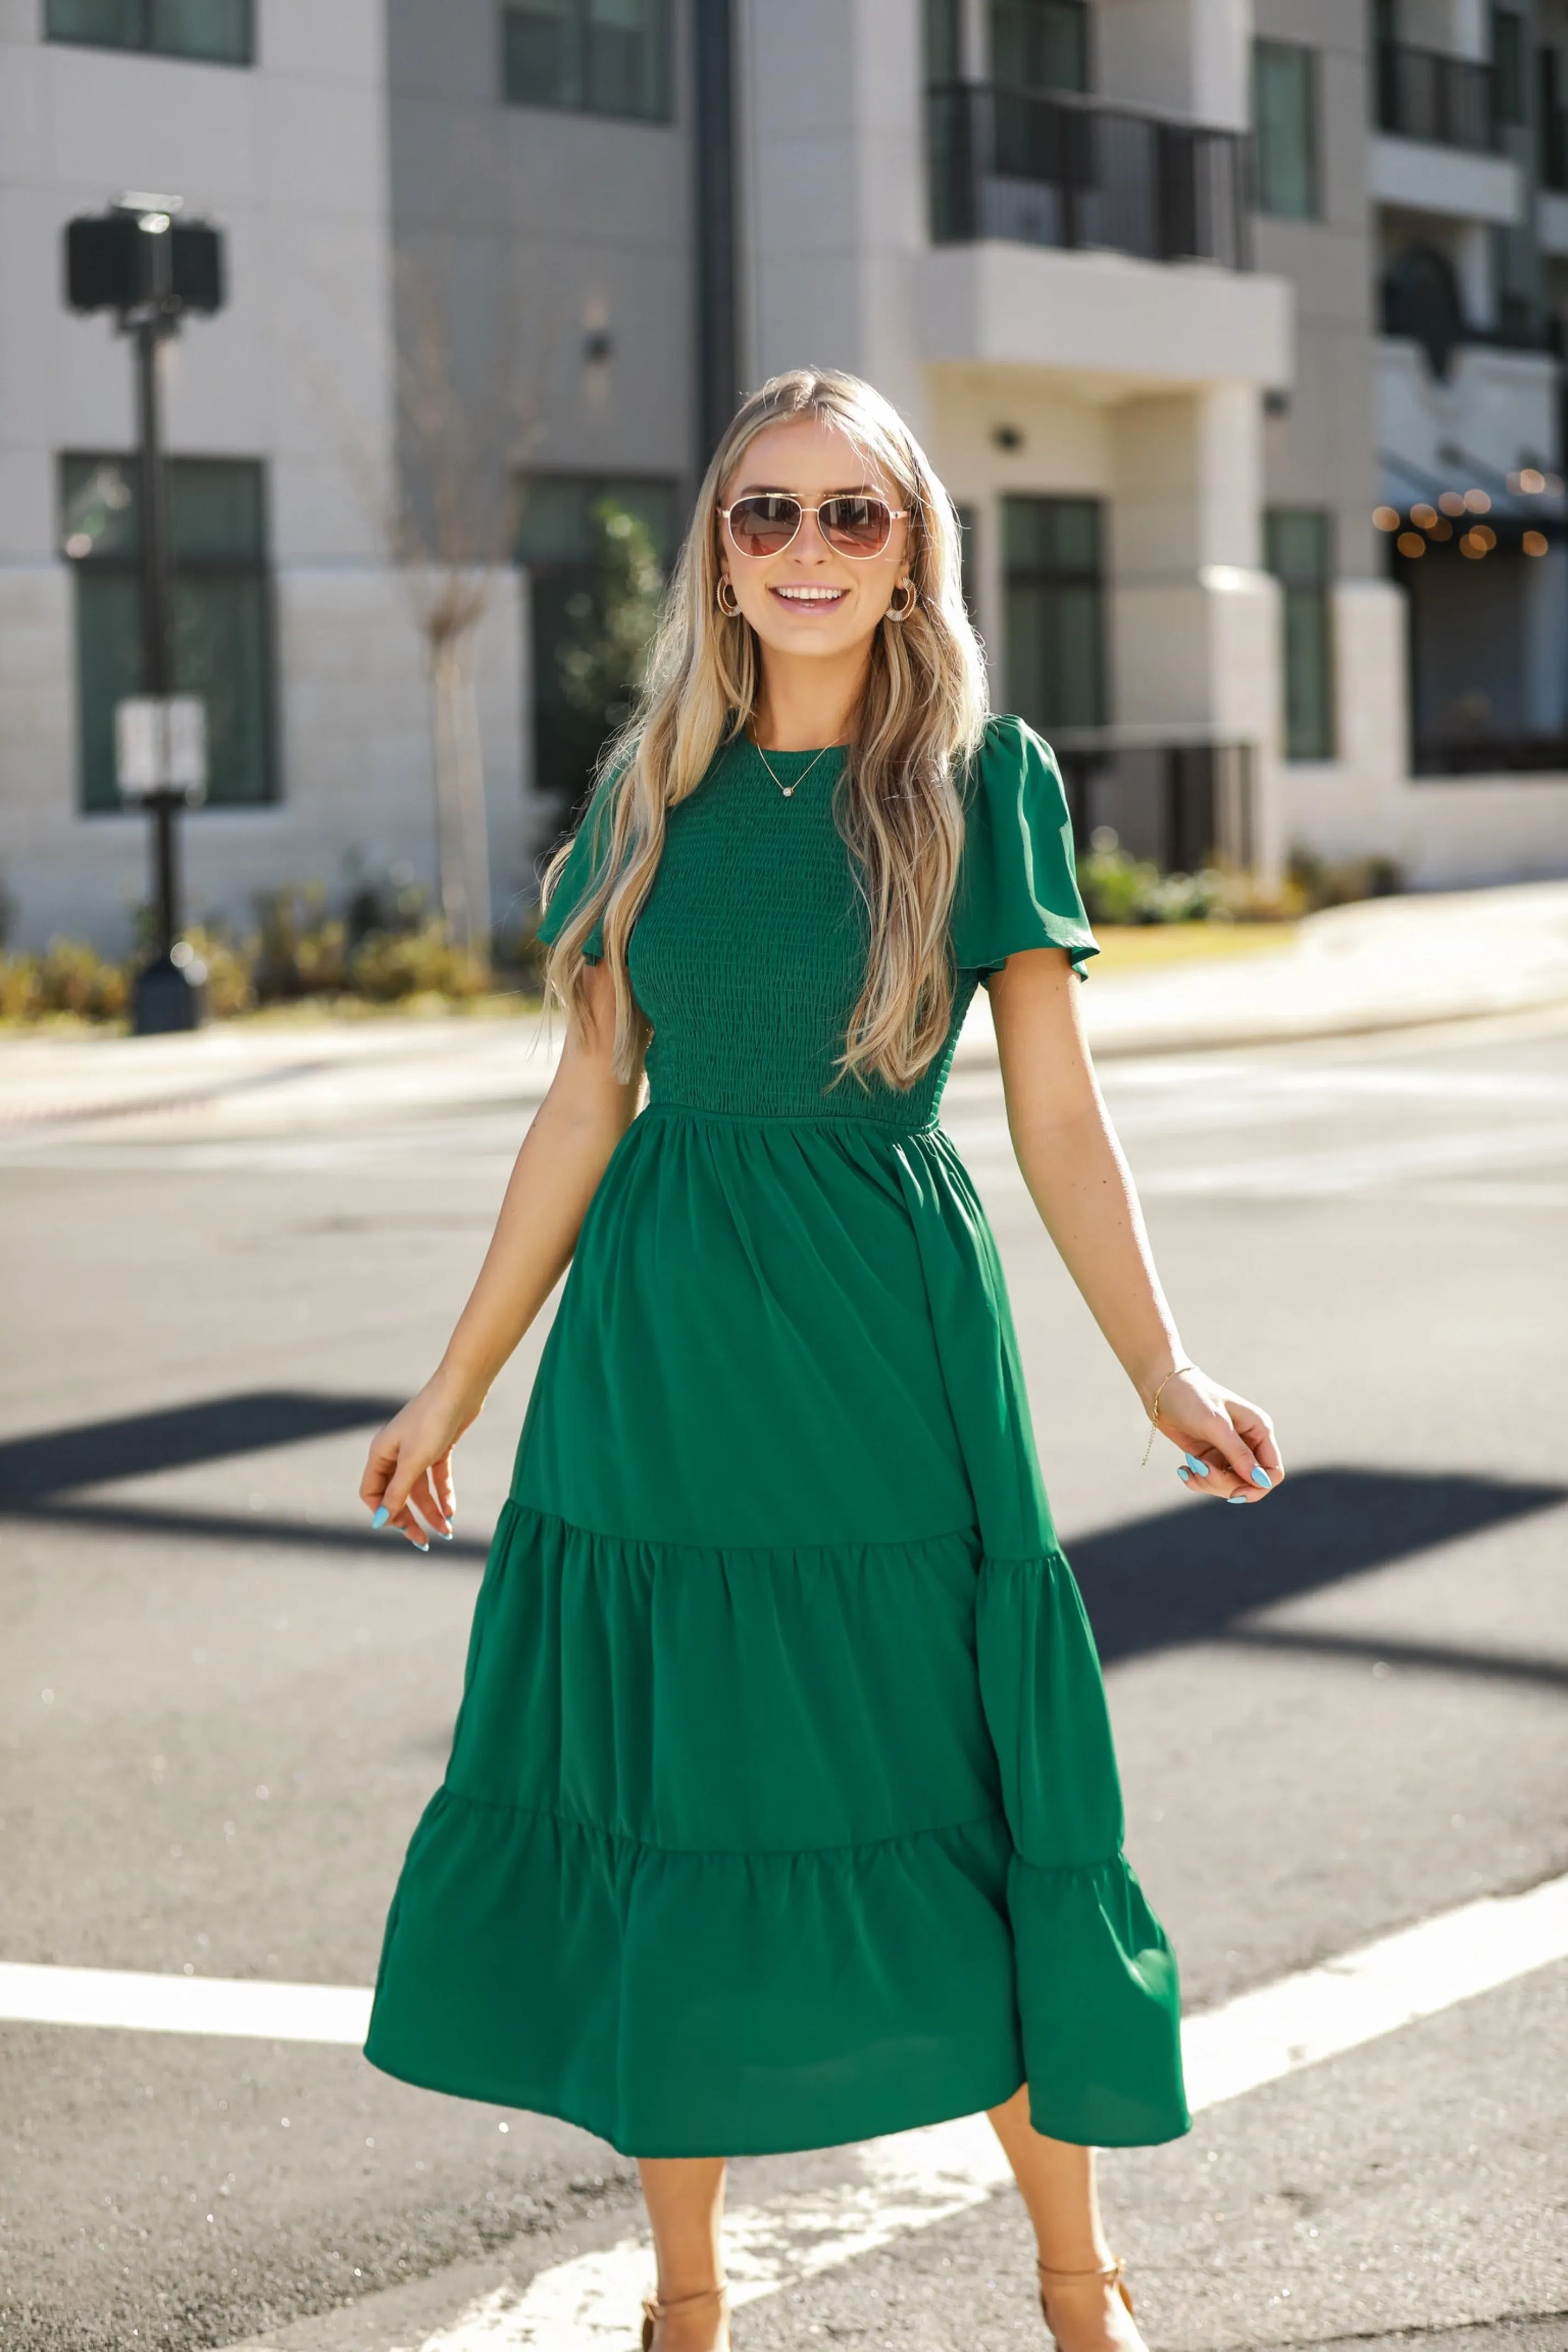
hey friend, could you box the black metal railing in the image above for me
[1375,41,1497,151]
[927,83,1250,269]
[1051,737,1256,871]
[1414,733,1568,777]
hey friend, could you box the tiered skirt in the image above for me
[365,1105,1188,2156]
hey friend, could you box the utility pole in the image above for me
[66,195,225,1032]
[694,0,740,473]
[134,240,180,978]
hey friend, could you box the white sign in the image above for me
[115,697,207,802]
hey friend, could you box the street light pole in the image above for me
[133,301,181,968]
[65,193,225,1033]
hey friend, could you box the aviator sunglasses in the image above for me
[720,492,910,561]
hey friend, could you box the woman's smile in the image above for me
[769,583,850,609]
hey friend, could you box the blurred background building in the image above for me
[4,0,1568,953]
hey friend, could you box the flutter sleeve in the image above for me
[950,714,1098,982]
[533,768,624,963]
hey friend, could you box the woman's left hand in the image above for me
[1150,1365,1283,1502]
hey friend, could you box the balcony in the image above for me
[926,83,1250,271]
[1375,41,1497,151]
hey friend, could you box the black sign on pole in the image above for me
[64,195,225,1034]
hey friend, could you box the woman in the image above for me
[360,369,1281,2352]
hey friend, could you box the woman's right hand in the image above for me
[359,1374,481,1551]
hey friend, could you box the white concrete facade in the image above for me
[4,0,1568,958]
[0,2,529,954]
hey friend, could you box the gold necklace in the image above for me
[750,736,841,800]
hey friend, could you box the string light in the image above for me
[1396,531,1426,557]
[1524,529,1549,556]
[1373,505,1401,531]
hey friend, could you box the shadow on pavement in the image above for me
[5,1403,1566,1682]
[1072,1465,1567,1685]
[2,1388,405,1500]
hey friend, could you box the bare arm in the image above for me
[359,961,644,1547]
[988,947,1282,1502]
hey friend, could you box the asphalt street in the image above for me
[2,1004,1566,2352]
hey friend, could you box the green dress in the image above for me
[365,716,1189,2158]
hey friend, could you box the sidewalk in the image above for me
[2,881,1565,1137]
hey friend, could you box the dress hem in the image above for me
[359,2036,1031,2161]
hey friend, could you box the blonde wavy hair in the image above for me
[540,367,989,1090]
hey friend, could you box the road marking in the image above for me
[0,1962,371,2043]
[397,1874,1568,2351]
[1133,1118,1568,1200]
[11,1878,1568,2352]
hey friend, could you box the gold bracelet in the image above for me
[1141,1362,1196,1466]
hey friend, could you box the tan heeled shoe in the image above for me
[1037,2255,1134,2347]
[639,2282,729,2352]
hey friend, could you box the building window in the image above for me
[1253,40,1318,218]
[1539,45,1568,189]
[60,454,275,813]
[1492,7,1526,124]
[924,0,963,84]
[1265,508,1336,761]
[44,0,253,65]
[518,474,680,819]
[502,0,671,121]
[990,0,1089,94]
[1003,496,1105,733]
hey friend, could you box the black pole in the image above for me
[694,0,739,473]
[134,310,179,962]
[127,214,204,1034]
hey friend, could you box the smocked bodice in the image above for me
[629,742,977,1127]
[534,715,1100,1126]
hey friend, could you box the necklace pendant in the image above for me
[782,785,795,798]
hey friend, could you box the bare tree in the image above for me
[384,253,550,964]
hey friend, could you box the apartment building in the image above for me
[2,0,1566,954]
[1277,0,1568,883]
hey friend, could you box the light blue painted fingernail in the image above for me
[1177,1465,1191,1482]
[370,1506,389,1529]
[414,1540,429,1553]
[1228,1494,1249,1506]
[1184,1453,1210,1478]
[437,1529,454,1542]
[1252,1466,1272,1488]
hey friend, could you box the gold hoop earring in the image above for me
[717,577,741,618]
[886,580,918,621]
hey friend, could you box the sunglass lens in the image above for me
[729,495,801,556]
[821,497,892,554]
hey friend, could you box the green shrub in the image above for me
[1287,847,1401,911]
[0,937,130,1020]
[251,885,350,1001]
[1077,847,1238,926]
[182,925,255,1019]
[349,919,490,1003]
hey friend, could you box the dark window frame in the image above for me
[1253,37,1320,219]
[1491,5,1527,125]
[517,470,682,824]
[989,0,1091,96]
[500,0,674,125]
[1001,493,1107,734]
[44,0,254,67]
[1265,507,1337,762]
[59,450,278,816]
